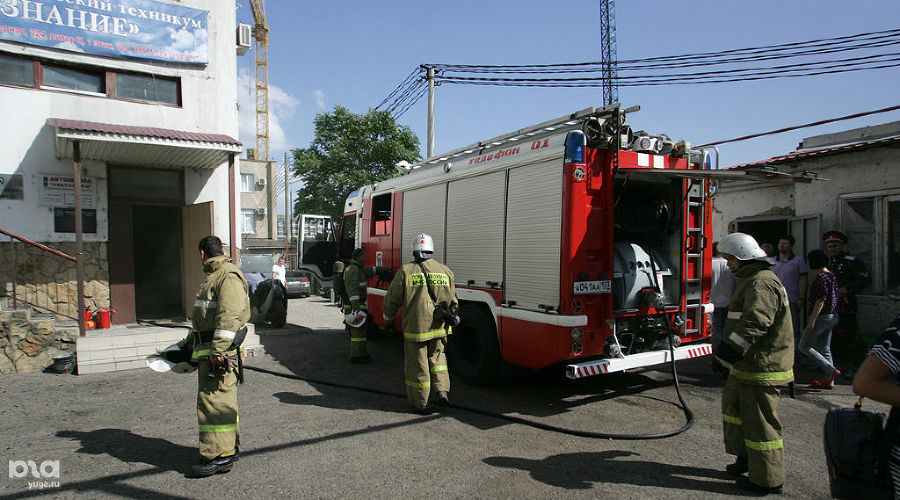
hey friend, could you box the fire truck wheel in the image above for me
[447,303,499,386]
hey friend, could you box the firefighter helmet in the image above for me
[412,233,434,259]
[146,340,198,373]
[344,309,367,328]
[718,232,767,261]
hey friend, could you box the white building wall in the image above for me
[0,0,239,246]
[713,146,900,335]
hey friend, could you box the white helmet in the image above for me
[412,233,434,256]
[718,232,768,261]
[146,341,197,374]
[344,309,367,327]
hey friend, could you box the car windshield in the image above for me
[241,254,273,274]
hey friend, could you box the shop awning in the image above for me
[47,118,242,169]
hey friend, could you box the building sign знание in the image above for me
[0,0,208,64]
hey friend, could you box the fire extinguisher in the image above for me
[84,307,95,330]
[96,308,119,329]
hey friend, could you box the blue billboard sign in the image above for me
[0,0,208,64]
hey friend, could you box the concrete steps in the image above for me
[76,324,262,374]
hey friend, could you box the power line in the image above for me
[431,28,900,71]
[434,54,900,87]
[375,28,900,118]
[697,104,900,147]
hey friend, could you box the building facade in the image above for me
[0,0,242,323]
[713,122,900,336]
[239,156,277,240]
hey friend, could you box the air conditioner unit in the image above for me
[255,207,267,216]
[257,177,267,187]
[236,24,252,56]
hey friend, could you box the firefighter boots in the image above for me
[190,454,234,477]
[736,476,783,495]
[726,455,749,476]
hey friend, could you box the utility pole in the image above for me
[284,151,290,265]
[426,65,435,158]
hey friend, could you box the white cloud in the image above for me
[54,41,84,53]
[164,27,208,57]
[313,90,326,110]
[237,68,301,154]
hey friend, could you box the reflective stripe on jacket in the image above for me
[721,260,794,385]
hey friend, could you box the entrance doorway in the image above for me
[108,167,186,322]
[133,205,183,318]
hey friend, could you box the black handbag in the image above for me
[824,398,896,499]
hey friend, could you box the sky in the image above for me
[235,1,900,215]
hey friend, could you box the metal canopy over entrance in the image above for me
[47,118,242,169]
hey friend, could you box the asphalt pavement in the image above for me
[0,295,876,498]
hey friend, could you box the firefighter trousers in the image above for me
[404,337,449,409]
[349,325,368,359]
[197,361,240,460]
[722,375,784,488]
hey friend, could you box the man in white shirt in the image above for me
[272,257,286,286]
[711,242,735,353]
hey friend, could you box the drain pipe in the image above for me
[73,141,86,337]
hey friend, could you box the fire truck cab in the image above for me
[337,105,790,384]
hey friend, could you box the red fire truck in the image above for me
[336,105,787,384]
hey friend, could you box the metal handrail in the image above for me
[0,227,81,325]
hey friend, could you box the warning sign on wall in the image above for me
[38,174,97,209]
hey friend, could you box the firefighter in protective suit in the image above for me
[343,247,391,363]
[383,234,459,414]
[188,236,251,477]
[715,232,794,495]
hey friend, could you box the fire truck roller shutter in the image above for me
[401,184,447,263]
[446,171,506,288]
[505,159,563,311]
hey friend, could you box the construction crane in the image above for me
[599,0,617,105]
[249,0,269,161]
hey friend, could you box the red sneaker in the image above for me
[810,379,834,389]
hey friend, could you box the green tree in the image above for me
[292,106,420,221]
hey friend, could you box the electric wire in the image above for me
[698,104,900,148]
[375,29,900,113]
[434,52,900,86]
[436,60,900,87]
[435,40,900,75]
[432,28,900,71]
[375,67,422,110]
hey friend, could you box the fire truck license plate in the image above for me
[573,280,612,295]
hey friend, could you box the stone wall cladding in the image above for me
[0,241,109,319]
[0,309,78,374]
